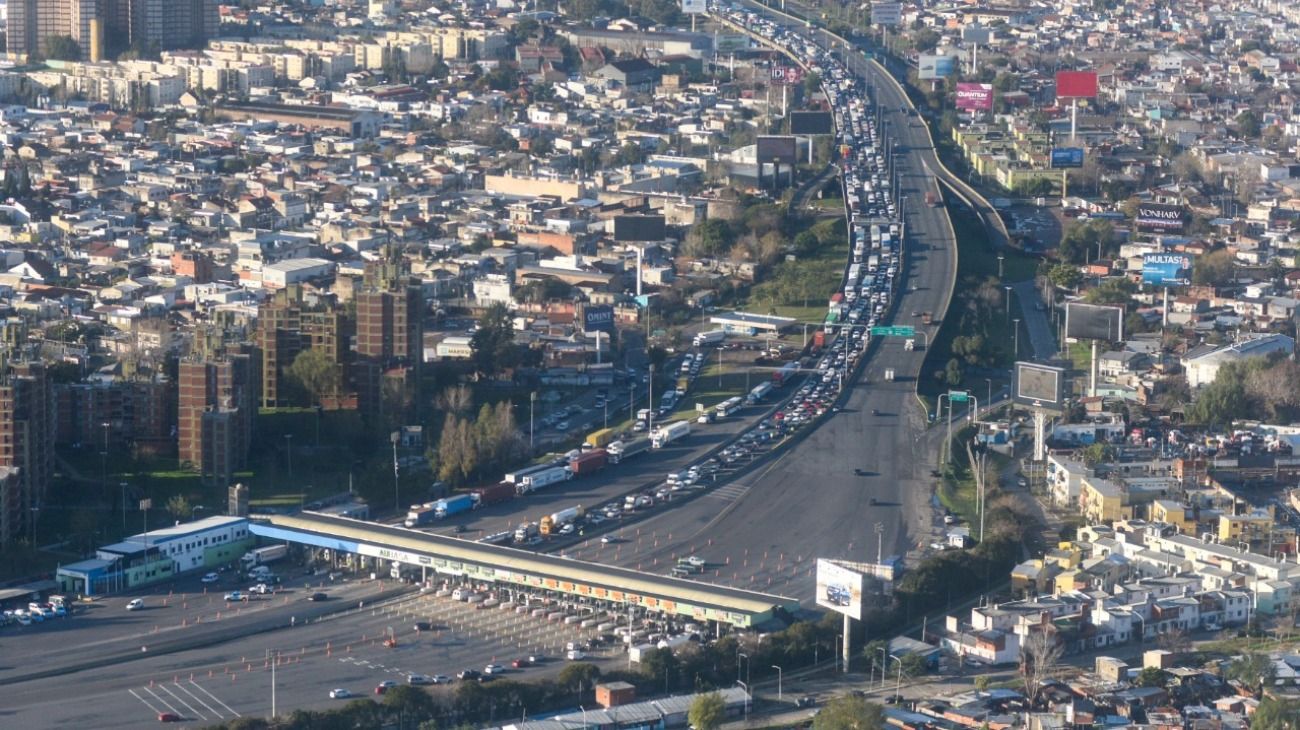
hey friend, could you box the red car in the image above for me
[512,657,532,668]
[158,713,182,722]
[374,680,397,695]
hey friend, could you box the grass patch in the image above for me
[670,360,756,420]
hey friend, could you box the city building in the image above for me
[256,285,346,409]
[0,362,53,546]
[178,356,254,487]
[6,0,217,61]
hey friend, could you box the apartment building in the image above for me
[177,356,254,487]
[0,362,54,546]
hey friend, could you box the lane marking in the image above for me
[172,681,221,719]
[190,680,241,718]
[128,688,164,715]
[157,683,207,720]
[140,685,182,716]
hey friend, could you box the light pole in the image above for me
[529,391,536,450]
[284,433,293,478]
[998,253,1005,279]
[985,378,993,412]
[771,664,783,701]
[736,680,750,721]
[1012,318,1020,360]
[877,646,888,689]
[579,705,587,729]
[891,654,904,701]
[100,421,109,525]
[390,431,400,513]
[268,649,279,718]
[1004,285,1013,326]
[120,482,128,533]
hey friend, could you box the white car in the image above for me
[126,598,144,611]
[249,583,271,594]
[484,663,505,674]
[566,649,586,661]
[224,591,245,602]
[329,688,352,699]
[201,572,219,583]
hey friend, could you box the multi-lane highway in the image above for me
[556,4,963,603]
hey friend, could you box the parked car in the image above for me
[126,598,145,611]
[201,573,219,583]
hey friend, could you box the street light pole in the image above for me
[1004,286,1013,326]
[529,392,535,451]
[771,664,783,701]
[284,434,293,478]
[390,431,400,513]
[1012,318,1020,360]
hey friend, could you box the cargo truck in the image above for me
[747,381,774,404]
[772,361,799,387]
[504,464,548,484]
[517,465,571,493]
[540,506,584,535]
[404,503,438,527]
[692,330,726,347]
[471,482,515,508]
[925,190,939,207]
[240,544,287,569]
[585,428,616,449]
[651,421,691,449]
[513,522,539,543]
[434,494,474,518]
[608,437,651,464]
[569,448,608,476]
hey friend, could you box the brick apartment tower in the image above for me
[355,248,423,423]
[0,362,54,546]
[256,285,345,408]
[178,356,254,487]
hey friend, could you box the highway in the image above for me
[557,4,963,603]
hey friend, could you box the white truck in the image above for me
[692,329,726,348]
[608,437,652,464]
[651,421,691,449]
[517,465,572,493]
[240,544,287,569]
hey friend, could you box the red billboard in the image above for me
[955,83,993,111]
[1055,71,1098,99]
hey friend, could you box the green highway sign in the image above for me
[870,326,915,337]
[948,391,970,402]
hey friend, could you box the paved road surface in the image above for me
[1011,280,1058,361]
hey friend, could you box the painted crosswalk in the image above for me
[128,680,241,723]
[704,483,750,502]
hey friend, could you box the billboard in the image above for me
[1064,302,1124,341]
[1050,148,1084,169]
[756,136,798,165]
[816,559,865,620]
[870,1,901,25]
[1056,70,1098,99]
[918,54,957,80]
[1141,252,1193,287]
[791,111,834,135]
[582,305,616,333]
[1136,203,1187,232]
[680,0,706,13]
[613,215,666,242]
[715,35,750,53]
[1013,362,1066,413]
[770,65,804,86]
[961,24,992,44]
[955,83,993,111]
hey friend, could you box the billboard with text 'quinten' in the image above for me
[955,83,993,111]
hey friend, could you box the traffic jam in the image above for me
[397,4,909,577]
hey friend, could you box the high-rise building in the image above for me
[0,362,54,546]
[355,248,424,426]
[5,0,216,61]
[178,356,253,487]
[256,285,346,408]
[355,286,422,363]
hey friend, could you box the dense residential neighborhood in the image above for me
[0,0,1297,727]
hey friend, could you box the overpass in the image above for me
[250,512,798,628]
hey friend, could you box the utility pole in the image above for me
[390,431,400,513]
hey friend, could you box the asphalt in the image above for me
[1010,280,1059,361]
[560,4,960,604]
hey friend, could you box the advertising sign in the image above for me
[1135,203,1187,232]
[1141,253,1193,286]
[715,35,750,53]
[918,54,957,80]
[680,0,706,14]
[582,305,616,334]
[757,135,798,165]
[955,83,993,111]
[1013,362,1066,413]
[816,559,865,620]
[870,1,902,25]
[1064,302,1124,341]
[1050,148,1084,169]
[613,214,667,242]
[961,24,992,44]
[770,65,805,85]
[1055,70,1098,99]
[791,111,834,135]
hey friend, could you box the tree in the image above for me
[802,71,822,98]
[793,230,820,256]
[43,35,81,61]
[382,685,437,727]
[1134,667,1169,688]
[1081,442,1116,467]
[1185,361,1251,426]
[685,219,736,259]
[974,674,992,695]
[1225,652,1275,694]
[912,29,940,53]
[285,348,340,407]
[1019,630,1063,707]
[1013,178,1054,198]
[944,358,963,387]
[1083,278,1136,306]
[1157,626,1191,655]
[813,695,886,730]
[166,494,193,522]
[898,652,927,678]
[688,691,726,730]
[1058,219,1116,264]
[1252,697,1300,730]
[470,302,523,377]
[1234,110,1261,139]
[1047,263,1083,290]
[1192,248,1235,287]
[557,662,601,694]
